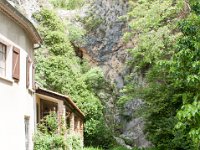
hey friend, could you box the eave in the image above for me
[36,87,85,119]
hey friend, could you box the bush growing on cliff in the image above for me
[50,0,85,10]
[120,0,197,149]
[33,8,114,148]
[171,1,200,148]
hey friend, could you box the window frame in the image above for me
[26,56,31,88]
[12,46,20,81]
[24,116,30,150]
[0,42,7,77]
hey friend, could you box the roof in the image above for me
[0,0,42,44]
[36,87,85,118]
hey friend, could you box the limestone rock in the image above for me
[83,0,129,87]
[8,0,151,148]
[120,99,151,148]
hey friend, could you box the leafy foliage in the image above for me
[34,8,114,148]
[80,15,103,32]
[120,0,200,149]
[49,0,85,10]
[33,0,200,149]
[34,112,69,150]
[169,1,200,148]
[67,134,83,150]
[34,112,84,150]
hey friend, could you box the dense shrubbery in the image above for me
[34,112,70,150]
[33,8,114,148]
[67,134,83,150]
[34,112,83,150]
[172,1,200,148]
[121,0,200,149]
[32,0,200,149]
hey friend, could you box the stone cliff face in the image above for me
[7,0,52,23]
[8,0,40,21]
[84,0,129,89]
[121,99,151,148]
[9,0,150,148]
[82,0,150,148]
[8,0,129,88]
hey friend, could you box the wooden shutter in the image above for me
[32,64,35,90]
[26,57,31,88]
[12,47,20,81]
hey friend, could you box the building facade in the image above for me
[0,0,41,150]
[0,1,84,150]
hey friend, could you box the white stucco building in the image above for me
[0,0,41,149]
[0,1,85,150]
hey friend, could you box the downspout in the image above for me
[33,43,41,50]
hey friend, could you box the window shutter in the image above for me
[12,47,20,81]
[26,56,31,88]
[32,64,35,90]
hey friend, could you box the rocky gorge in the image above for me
[8,0,150,148]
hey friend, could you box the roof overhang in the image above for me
[36,87,85,119]
[0,0,42,45]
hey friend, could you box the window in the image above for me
[74,116,79,132]
[66,111,71,129]
[0,43,6,77]
[40,99,58,119]
[12,47,20,81]
[24,117,30,150]
[26,56,31,88]
[26,56,36,89]
[36,103,39,123]
[32,64,35,89]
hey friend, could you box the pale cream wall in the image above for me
[0,11,36,150]
[0,11,33,54]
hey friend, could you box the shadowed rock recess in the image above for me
[9,0,151,148]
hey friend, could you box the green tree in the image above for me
[34,9,114,148]
[120,0,195,149]
[169,1,200,148]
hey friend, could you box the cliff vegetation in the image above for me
[120,0,200,149]
[10,0,200,149]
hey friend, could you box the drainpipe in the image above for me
[33,43,41,50]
